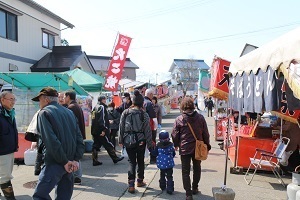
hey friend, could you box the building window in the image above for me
[0,9,17,41]
[42,31,55,49]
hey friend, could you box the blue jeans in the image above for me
[33,163,74,200]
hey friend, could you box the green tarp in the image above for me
[63,69,104,92]
[0,69,105,95]
[0,72,87,95]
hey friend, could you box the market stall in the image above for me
[0,69,104,159]
[228,27,300,170]
[208,56,231,141]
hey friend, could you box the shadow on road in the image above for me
[1,195,32,200]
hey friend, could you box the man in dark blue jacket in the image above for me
[0,91,18,200]
[31,87,85,200]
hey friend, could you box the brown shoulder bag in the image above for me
[187,122,208,161]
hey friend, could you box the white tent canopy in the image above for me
[119,78,143,89]
[229,27,300,100]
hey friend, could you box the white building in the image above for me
[168,59,209,95]
[0,0,74,72]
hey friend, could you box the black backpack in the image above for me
[122,109,145,148]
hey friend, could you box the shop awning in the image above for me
[229,27,300,100]
[228,27,300,123]
[0,71,88,96]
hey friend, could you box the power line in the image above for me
[77,0,217,29]
[83,23,298,57]
[102,0,215,25]
[131,22,300,49]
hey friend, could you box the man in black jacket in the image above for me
[91,96,124,166]
[206,97,214,117]
[64,90,86,185]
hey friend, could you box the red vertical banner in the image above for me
[208,56,231,100]
[104,34,132,91]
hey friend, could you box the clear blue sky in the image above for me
[34,0,300,83]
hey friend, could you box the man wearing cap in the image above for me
[116,92,132,114]
[0,91,18,200]
[31,87,85,200]
[91,95,124,166]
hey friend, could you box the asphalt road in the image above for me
[1,109,289,200]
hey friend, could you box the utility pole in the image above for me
[156,73,158,85]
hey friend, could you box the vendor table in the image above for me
[228,136,275,171]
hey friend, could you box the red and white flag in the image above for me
[104,34,132,91]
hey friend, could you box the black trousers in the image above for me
[92,134,118,161]
[110,129,118,150]
[126,144,146,180]
[159,168,174,190]
[151,130,157,162]
[152,130,157,143]
[180,154,201,196]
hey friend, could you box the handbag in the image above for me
[25,109,40,142]
[187,122,208,160]
[24,132,38,142]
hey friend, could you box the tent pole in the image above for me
[11,78,14,92]
[223,103,231,189]
[58,78,61,91]
[280,118,283,140]
[234,111,241,168]
[106,32,119,72]
[214,99,219,141]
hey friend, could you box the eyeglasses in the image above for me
[4,98,17,102]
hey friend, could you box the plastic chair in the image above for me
[244,137,290,187]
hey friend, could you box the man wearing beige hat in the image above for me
[31,87,85,200]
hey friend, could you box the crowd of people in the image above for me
[0,89,211,200]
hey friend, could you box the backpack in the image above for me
[122,109,145,148]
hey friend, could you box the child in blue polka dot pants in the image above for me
[151,130,176,194]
